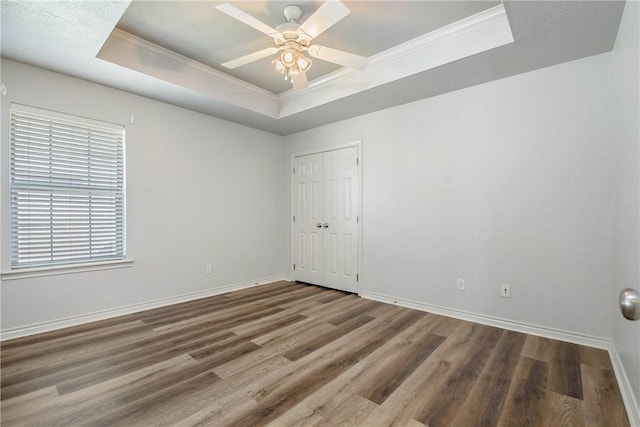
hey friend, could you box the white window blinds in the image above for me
[10,104,126,268]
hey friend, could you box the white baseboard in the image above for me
[361,290,640,425]
[360,290,610,348]
[0,275,291,341]
[609,343,640,427]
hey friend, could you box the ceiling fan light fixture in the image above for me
[281,49,297,67]
[272,58,285,73]
[218,2,367,89]
[296,53,312,72]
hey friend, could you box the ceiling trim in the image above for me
[371,4,511,67]
[96,3,513,121]
[277,4,514,117]
[98,28,280,118]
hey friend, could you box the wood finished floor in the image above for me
[0,281,630,427]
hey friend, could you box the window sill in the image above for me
[1,258,135,281]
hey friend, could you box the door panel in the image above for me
[293,153,323,285]
[323,147,359,292]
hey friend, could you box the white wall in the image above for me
[0,59,289,332]
[612,0,640,411]
[285,53,617,339]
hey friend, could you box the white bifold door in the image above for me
[292,146,359,293]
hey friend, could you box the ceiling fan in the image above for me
[216,1,368,90]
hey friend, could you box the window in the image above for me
[9,104,126,268]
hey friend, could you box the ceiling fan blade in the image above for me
[216,3,281,38]
[308,45,368,70]
[222,47,280,69]
[298,1,350,39]
[291,73,308,90]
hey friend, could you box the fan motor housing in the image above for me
[283,5,303,23]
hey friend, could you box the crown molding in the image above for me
[277,4,513,117]
[291,4,511,94]
[97,5,513,121]
[98,28,280,118]
[369,4,511,68]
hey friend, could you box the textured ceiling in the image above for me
[0,1,627,135]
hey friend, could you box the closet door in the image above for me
[323,147,359,292]
[292,153,324,285]
[292,146,359,293]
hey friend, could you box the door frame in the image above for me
[290,140,363,294]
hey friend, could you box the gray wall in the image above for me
[0,59,289,331]
[612,0,640,409]
[285,53,616,339]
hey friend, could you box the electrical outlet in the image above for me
[457,278,465,291]
[205,264,212,274]
[501,284,511,298]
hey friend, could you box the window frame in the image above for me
[3,104,132,279]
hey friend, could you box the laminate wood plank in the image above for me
[141,282,313,328]
[317,394,379,426]
[581,364,630,427]
[255,308,420,404]
[2,326,233,400]
[260,314,445,426]
[520,334,551,361]
[229,310,426,426]
[54,348,197,397]
[1,320,153,367]
[215,322,337,379]
[497,357,550,427]
[298,293,363,318]
[251,314,334,347]
[0,386,59,425]
[229,305,313,337]
[425,320,489,364]
[0,314,150,353]
[0,326,158,377]
[151,306,288,339]
[80,371,221,427]
[281,314,375,362]
[314,289,350,304]
[449,330,526,427]
[547,340,584,400]
[324,299,383,326]
[424,313,462,337]
[412,325,504,427]
[158,355,294,427]
[358,359,452,427]
[52,328,231,397]
[579,346,613,370]
[540,391,586,427]
[170,309,394,427]
[264,401,323,427]
[1,325,230,393]
[359,331,445,405]
[147,287,313,331]
[0,281,630,427]
[273,288,344,311]
[2,354,197,427]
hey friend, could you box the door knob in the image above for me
[323,223,329,228]
[316,223,322,228]
[620,288,640,321]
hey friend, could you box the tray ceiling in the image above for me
[0,1,626,135]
